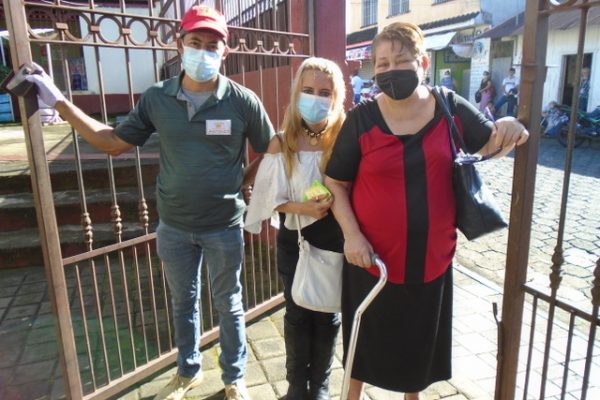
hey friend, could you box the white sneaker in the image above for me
[153,371,203,400]
[224,381,251,400]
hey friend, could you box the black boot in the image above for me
[284,317,310,400]
[309,319,340,400]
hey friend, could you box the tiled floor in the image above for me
[1,261,599,400]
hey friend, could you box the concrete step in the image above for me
[0,162,160,269]
[0,222,157,269]
[0,187,158,231]
[0,162,160,195]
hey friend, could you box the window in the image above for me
[389,0,409,16]
[362,0,377,27]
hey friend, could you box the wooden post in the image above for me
[2,0,83,398]
[494,1,549,398]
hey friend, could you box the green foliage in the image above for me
[0,64,12,93]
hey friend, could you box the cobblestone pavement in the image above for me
[456,137,600,312]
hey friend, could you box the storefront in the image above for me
[345,27,377,80]
[421,12,490,100]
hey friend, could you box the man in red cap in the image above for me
[21,5,274,400]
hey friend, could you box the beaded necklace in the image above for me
[302,121,328,145]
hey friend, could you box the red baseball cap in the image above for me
[180,6,228,40]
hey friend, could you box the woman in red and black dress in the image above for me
[324,22,529,400]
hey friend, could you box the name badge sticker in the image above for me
[206,119,232,135]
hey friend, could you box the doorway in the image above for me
[560,53,592,107]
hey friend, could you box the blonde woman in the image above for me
[245,57,346,400]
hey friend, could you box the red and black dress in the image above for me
[325,91,493,392]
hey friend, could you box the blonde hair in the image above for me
[372,22,426,63]
[279,57,346,176]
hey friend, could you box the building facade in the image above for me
[346,0,525,102]
[480,8,599,112]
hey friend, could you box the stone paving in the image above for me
[457,137,600,312]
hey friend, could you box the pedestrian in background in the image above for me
[579,67,590,112]
[477,71,495,112]
[351,70,368,105]
[244,57,346,400]
[324,21,529,400]
[21,5,275,400]
[494,67,519,117]
[440,69,456,90]
[483,101,495,122]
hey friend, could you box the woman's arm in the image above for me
[267,134,332,220]
[479,116,529,158]
[324,176,373,268]
[275,198,332,220]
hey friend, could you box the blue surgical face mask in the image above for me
[181,46,221,82]
[297,92,332,125]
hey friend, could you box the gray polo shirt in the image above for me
[115,73,275,233]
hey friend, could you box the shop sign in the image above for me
[455,25,490,44]
[346,45,372,61]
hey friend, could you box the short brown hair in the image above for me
[372,22,425,63]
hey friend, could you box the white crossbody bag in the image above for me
[288,175,343,313]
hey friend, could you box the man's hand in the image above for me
[23,63,66,107]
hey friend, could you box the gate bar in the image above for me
[540,5,589,397]
[2,0,84,398]
[495,0,549,398]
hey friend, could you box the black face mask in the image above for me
[376,69,420,100]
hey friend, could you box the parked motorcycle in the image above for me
[555,105,600,148]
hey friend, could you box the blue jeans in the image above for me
[156,221,246,383]
[494,94,518,117]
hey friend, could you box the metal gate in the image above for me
[2,0,311,398]
[496,1,599,399]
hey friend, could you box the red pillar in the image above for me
[313,0,354,110]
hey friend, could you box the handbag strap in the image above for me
[275,133,305,244]
[289,177,304,244]
[431,86,500,163]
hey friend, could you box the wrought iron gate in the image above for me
[2,0,311,398]
[497,1,599,399]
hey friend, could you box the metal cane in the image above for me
[340,254,388,400]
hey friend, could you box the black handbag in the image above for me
[475,90,482,103]
[432,87,508,240]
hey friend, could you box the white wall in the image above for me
[514,24,600,111]
[469,37,492,103]
[80,6,170,94]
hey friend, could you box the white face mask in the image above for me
[297,92,332,124]
[181,46,221,82]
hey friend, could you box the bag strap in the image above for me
[276,133,305,244]
[431,86,499,163]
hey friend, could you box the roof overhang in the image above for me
[424,31,457,51]
[478,7,600,40]
[422,19,478,36]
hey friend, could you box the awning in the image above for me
[478,7,600,39]
[451,43,473,58]
[424,31,456,51]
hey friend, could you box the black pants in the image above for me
[278,229,340,399]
